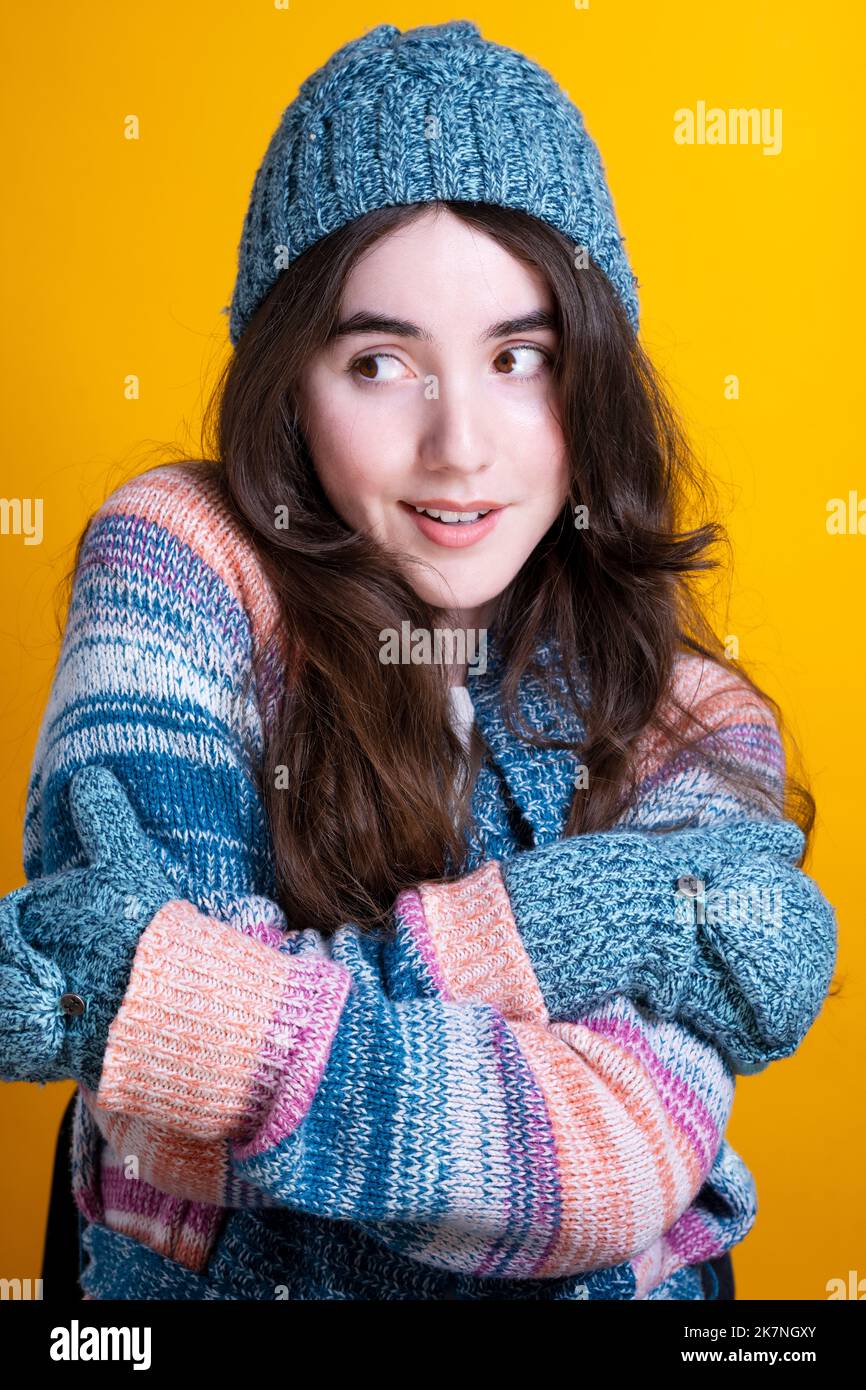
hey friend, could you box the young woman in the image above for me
[0,20,837,1301]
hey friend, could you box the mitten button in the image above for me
[677,875,705,897]
[59,992,86,1017]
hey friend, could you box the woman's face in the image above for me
[296,207,570,632]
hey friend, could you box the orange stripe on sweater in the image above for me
[632,651,782,782]
[418,862,547,1020]
[509,1018,701,1275]
[95,899,293,1139]
[97,465,288,674]
[418,857,709,1276]
[84,1100,230,1206]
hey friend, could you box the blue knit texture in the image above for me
[227,20,640,344]
[0,766,174,1089]
[499,815,834,1073]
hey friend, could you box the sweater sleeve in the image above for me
[93,887,738,1278]
[21,467,296,1214]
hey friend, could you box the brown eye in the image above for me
[348,352,405,386]
[494,344,551,378]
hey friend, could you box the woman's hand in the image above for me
[0,765,177,1090]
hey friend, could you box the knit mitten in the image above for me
[0,765,177,1090]
[499,816,807,1017]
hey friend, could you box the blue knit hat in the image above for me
[228,20,639,346]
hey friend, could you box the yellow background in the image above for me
[0,0,862,1300]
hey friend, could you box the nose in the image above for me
[415,375,495,476]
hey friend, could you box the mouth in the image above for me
[398,500,507,549]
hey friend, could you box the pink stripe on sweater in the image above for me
[414,863,549,1021]
[96,465,291,721]
[232,957,353,1161]
[583,1011,729,1170]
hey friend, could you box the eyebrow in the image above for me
[329,308,559,344]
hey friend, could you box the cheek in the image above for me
[538,402,570,498]
[514,411,570,505]
[499,382,566,461]
[314,451,390,534]
[524,439,571,532]
[303,380,403,503]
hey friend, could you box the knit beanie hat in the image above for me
[227,19,639,346]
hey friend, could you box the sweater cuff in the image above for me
[94,900,353,1144]
[410,861,548,1022]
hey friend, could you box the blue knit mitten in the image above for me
[0,765,177,1090]
[500,816,809,1019]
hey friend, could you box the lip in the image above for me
[399,499,507,550]
[405,498,505,511]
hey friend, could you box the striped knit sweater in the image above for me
[22,464,837,1301]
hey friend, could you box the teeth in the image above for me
[414,507,491,523]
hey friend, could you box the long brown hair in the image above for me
[67,200,818,936]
